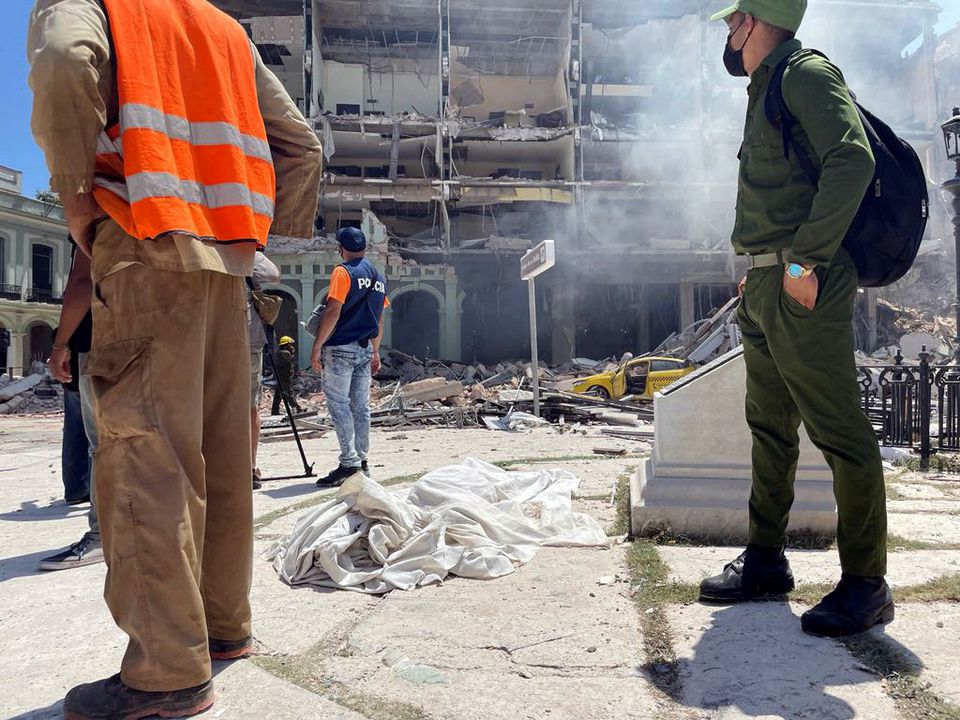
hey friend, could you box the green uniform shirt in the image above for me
[732,39,875,267]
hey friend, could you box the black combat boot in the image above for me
[63,674,214,720]
[316,464,360,488]
[801,575,894,637]
[699,544,795,603]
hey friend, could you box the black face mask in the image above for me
[723,20,752,77]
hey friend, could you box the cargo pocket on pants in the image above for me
[85,338,158,445]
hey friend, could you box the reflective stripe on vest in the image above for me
[92,0,276,246]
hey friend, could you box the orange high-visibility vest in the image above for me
[93,0,275,247]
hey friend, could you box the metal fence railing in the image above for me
[858,348,960,470]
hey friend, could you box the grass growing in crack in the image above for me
[897,453,960,477]
[634,526,834,551]
[841,634,960,720]
[893,574,960,602]
[606,474,632,537]
[788,574,960,606]
[887,535,960,552]
[625,540,689,706]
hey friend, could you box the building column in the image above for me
[550,280,576,364]
[443,278,461,361]
[382,306,393,350]
[864,287,879,353]
[298,278,315,369]
[680,279,696,332]
[9,331,25,377]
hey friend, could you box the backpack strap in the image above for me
[764,49,826,186]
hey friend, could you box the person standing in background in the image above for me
[41,247,102,571]
[250,251,280,489]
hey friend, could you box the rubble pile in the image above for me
[872,298,957,362]
[0,374,65,416]
[259,349,654,437]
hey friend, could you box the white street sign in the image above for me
[520,240,556,281]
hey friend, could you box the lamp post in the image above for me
[942,108,960,363]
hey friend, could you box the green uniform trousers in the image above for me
[739,254,886,577]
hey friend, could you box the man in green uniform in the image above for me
[699,0,892,637]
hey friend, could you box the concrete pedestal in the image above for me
[631,348,837,542]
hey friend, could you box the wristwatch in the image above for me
[785,262,814,280]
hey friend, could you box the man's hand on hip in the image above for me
[783,272,819,311]
[62,192,106,257]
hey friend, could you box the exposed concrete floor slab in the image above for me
[874,602,960,707]
[659,546,960,588]
[669,602,898,719]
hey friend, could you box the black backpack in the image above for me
[765,49,929,288]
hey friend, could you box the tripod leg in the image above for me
[261,332,314,478]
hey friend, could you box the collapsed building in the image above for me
[216,0,948,369]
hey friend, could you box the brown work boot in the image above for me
[63,674,214,720]
[209,635,253,661]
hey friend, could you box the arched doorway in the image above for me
[263,289,300,369]
[0,325,9,378]
[392,290,440,360]
[26,321,54,372]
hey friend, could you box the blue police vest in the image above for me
[326,258,387,347]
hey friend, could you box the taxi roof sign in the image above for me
[520,240,556,281]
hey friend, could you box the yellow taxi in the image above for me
[572,356,694,401]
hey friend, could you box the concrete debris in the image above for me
[482,410,550,432]
[0,375,42,403]
[400,378,464,404]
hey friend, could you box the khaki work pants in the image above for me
[86,264,253,691]
[740,251,887,578]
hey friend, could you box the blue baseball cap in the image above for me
[336,227,367,252]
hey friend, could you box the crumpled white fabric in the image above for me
[269,457,611,594]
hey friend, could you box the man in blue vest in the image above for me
[311,227,389,487]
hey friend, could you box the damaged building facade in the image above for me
[218,0,947,368]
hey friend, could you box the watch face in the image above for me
[787,264,803,279]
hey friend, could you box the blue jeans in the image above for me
[322,343,372,469]
[62,385,91,502]
[79,354,100,541]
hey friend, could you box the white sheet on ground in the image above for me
[270,457,611,594]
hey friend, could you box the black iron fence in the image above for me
[857,348,960,470]
[0,284,62,304]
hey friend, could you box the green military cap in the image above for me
[710,0,807,33]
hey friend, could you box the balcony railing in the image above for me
[0,284,63,304]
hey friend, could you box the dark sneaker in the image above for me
[65,495,91,506]
[63,673,214,720]
[210,636,253,661]
[38,533,104,572]
[699,545,795,603]
[361,460,370,476]
[252,472,262,490]
[316,465,360,488]
[801,575,894,637]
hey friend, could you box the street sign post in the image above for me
[520,240,556,418]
